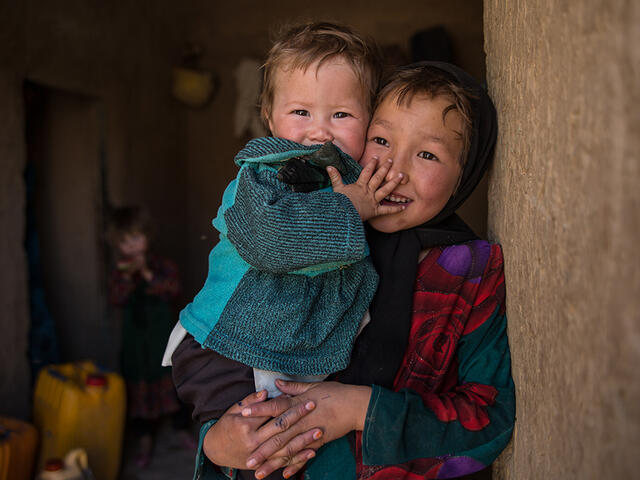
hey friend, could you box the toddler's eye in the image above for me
[293,109,309,116]
[372,137,389,147]
[334,112,350,119]
[418,151,437,161]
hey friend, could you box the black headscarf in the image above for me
[338,62,498,388]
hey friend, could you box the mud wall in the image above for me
[485,1,640,477]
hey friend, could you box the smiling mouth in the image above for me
[381,194,411,206]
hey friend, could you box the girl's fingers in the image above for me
[253,456,289,479]
[366,158,393,189]
[374,172,404,202]
[355,158,378,185]
[249,399,315,448]
[227,390,268,415]
[275,379,316,396]
[241,393,296,418]
[251,431,322,478]
[257,431,321,478]
[246,404,318,468]
[282,449,317,478]
[376,204,406,216]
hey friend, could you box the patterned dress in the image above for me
[109,255,182,419]
[189,239,515,479]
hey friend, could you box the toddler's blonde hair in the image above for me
[260,21,382,126]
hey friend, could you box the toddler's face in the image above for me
[267,58,369,161]
[361,94,464,233]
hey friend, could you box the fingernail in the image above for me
[307,451,316,459]
[255,471,265,479]
[246,458,257,468]
[397,173,403,178]
[305,401,315,411]
[242,408,251,416]
[387,158,393,163]
[283,472,291,479]
[313,430,323,440]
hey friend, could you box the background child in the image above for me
[107,206,194,467]
[166,22,404,399]
[187,62,515,480]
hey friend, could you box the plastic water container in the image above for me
[33,361,125,480]
[0,416,38,480]
[36,448,94,480]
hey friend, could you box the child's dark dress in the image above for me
[110,255,181,419]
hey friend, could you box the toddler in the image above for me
[164,22,403,397]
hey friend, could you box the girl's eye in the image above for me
[372,137,389,147]
[293,110,309,116]
[334,112,349,119]
[418,151,438,161]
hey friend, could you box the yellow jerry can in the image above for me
[33,361,126,480]
[0,416,38,480]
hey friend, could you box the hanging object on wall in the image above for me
[172,42,216,108]
[233,58,267,138]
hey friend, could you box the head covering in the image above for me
[338,61,498,388]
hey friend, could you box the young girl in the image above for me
[107,206,193,467]
[181,62,515,480]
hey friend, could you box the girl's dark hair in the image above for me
[106,206,151,247]
[376,64,475,167]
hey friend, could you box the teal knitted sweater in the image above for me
[179,137,379,375]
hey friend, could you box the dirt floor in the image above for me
[120,420,197,480]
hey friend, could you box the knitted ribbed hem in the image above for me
[202,328,355,376]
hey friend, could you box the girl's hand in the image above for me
[242,380,372,479]
[328,158,405,221]
[202,390,321,475]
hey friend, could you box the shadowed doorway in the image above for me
[24,82,114,371]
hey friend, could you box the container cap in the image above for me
[45,458,64,471]
[85,373,107,387]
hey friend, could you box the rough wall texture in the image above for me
[484,0,640,477]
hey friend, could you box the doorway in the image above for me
[24,82,113,370]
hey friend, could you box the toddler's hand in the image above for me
[327,158,405,221]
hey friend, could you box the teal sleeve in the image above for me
[192,420,231,480]
[224,165,367,273]
[362,309,515,468]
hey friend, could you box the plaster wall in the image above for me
[484,1,640,477]
[178,0,487,296]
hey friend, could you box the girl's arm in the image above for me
[171,334,322,479]
[244,245,515,478]
[224,161,402,273]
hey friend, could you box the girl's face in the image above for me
[360,93,464,233]
[117,231,148,258]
